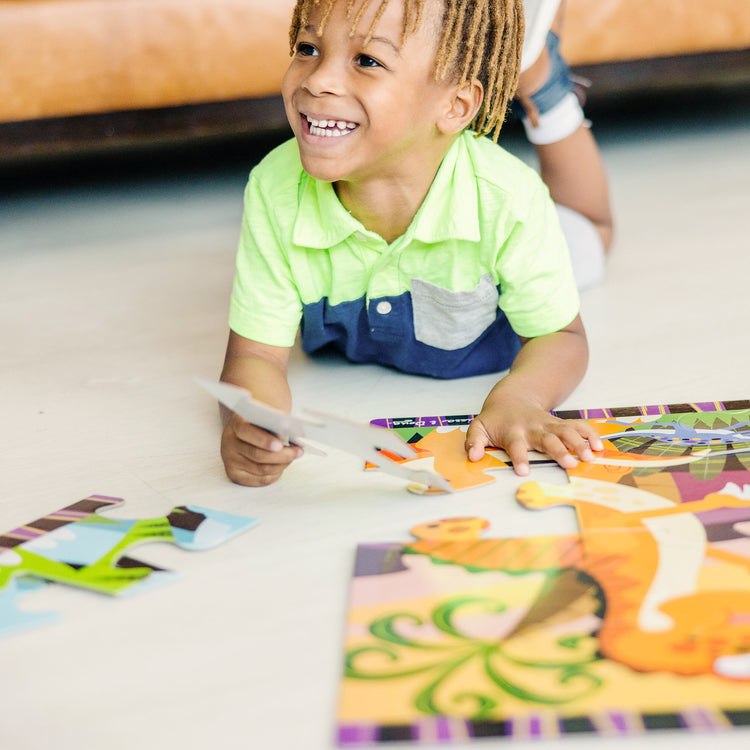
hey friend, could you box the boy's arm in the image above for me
[219,330,301,487]
[464,314,603,475]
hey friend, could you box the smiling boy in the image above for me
[220,0,603,486]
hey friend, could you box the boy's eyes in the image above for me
[296,42,318,57]
[355,54,382,69]
[294,42,382,69]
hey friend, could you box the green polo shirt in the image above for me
[229,130,579,378]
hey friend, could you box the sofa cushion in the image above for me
[0,0,296,122]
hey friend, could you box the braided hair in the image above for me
[288,0,524,141]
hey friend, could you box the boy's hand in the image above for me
[464,399,603,477]
[221,413,302,487]
[465,315,601,477]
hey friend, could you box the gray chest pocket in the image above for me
[411,273,499,351]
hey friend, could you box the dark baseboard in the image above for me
[0,94,291,162]
[572,47,750,106]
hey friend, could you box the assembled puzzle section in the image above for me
[518,400,750,681]
[527,399,750,539]
[0,494,258,637]
[338,400,750,744]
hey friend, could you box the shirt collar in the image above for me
[292,131,480,249]
[412,132,481,244]
[292,174,362,248]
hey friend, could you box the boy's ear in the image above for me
[437,79,484,135]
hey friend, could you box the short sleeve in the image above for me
[228,174,303,347]
[496,179,580,338]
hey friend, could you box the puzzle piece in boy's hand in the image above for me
[0,494,258,637]
[199,379,451,492]
[368,414,554,493]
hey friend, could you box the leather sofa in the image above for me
[1,0,748,159]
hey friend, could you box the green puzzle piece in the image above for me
[0,494,258,636]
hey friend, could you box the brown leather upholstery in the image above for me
[0,0,296,122]
[562,0,750,64]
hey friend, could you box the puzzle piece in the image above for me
[0,575,54,637]
[0,494,258,637]
[404,516,584,572]
[368,414,553,493]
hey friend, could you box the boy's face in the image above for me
[282,0,456,185]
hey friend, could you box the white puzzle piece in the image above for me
[197,379,452,492]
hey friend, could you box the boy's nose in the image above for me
[302,57,345,97]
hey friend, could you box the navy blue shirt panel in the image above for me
[300,290,520,379]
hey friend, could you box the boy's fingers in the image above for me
[220,415,303,487]
[233,420,284,451]
[229,428,302,463]
[222,441,301,487]
[504,436,531,477]
[464,420,491,462]
[583,424,604,452]
[225,459,285,487]
[557,420,603,460]
[222,440,278,481]
[222,424,302,477]
[559,428,594,462]
[539,432,578,469]
[232,419,305,459]
[236,441,301,465]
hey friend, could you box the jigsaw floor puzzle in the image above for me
[0,495,258,637]
[339,400,750,744]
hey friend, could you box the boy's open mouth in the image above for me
[304,114,358,138]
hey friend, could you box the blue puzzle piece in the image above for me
[0,495,258,637]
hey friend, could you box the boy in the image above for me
[220,0,603,487]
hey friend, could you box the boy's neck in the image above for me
[334,136,457,244]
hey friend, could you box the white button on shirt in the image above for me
[376,301,392,315]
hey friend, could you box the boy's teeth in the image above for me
[306,115,356,134]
